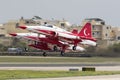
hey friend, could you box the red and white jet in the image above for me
[10,23,97,56]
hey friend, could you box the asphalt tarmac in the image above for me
[0,63,120,67]
[0,63,120,71]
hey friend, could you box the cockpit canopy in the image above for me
[46,25,53,28]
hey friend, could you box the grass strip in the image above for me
[0,70,120,80]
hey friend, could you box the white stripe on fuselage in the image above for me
[16,33,45,38]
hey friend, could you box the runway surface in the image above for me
[0,63,120,71]
[0,63,120,67]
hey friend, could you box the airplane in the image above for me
[18,23,97,48]
[9,33,85,56]
[10,23,97,56]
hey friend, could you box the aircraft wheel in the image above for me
[53,46,58,51]
[43,52,47,57]
[73,46,76,50]
[60,51,65,56]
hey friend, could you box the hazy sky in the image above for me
[0,0,120,26]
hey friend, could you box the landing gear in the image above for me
[53,46,58,51]
[73,46,76,50]
[43,52,47,56]
[60,51,65,56]
[34,41,38,45]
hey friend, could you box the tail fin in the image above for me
[78,23,92,37]
[71,29,78,34]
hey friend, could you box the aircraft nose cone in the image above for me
[9,33,17,36]
[18,26,27,29]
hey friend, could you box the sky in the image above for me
[0,0,120,26]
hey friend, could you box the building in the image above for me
[23,16,71,29]
[3,20,29,37]
[112,27,120,40]
[0,24,7,37]
[0,24,12,46]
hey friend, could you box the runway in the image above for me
[0,63,120,71]
[0,63,120,67]
[0,62,120,67]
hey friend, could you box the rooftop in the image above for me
[85,18,104,22]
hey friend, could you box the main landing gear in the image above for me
[53,46,58,51]
[73,46,76,50]
[43,52,47,57]
[60,51,65,56]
